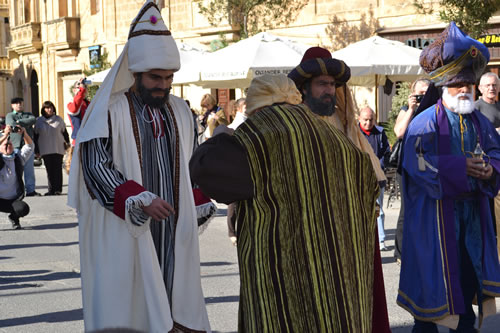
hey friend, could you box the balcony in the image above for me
[8,22,42,55]
[44,17,80,51]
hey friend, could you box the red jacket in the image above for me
[67,86,89,144]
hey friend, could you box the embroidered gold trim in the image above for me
[397,300,451,322]
[398,289,448,313]
[335,61,346,80]
[129,29,171,39]
[296,65,312,79]
[125,91,143,177]
[317,58,328,76]
[429,46,476,81]
[483,280,500,288]
[438,199,456,313]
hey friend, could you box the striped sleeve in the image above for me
[81,137,149,225]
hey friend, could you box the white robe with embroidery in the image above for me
[68,92,210,332]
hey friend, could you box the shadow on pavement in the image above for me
[205,295,239,304]
[0,270,80,286]
[0,308,83,327]
[202,272,240,279]
[0,283,42,291]
[0,269,50,276]
[381,256,397,264]
[0,241,78,250]
[29,222,78,230]
[201,261,234,267]
[384,228,396,241]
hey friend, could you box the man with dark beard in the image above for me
[288,47,387,184]
[287,47,391,333]
[190,74,389,332]
[397,22,500,332]
[68,2,210,332]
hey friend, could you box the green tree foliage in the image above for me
[382,82,411,145]
[413,0,500,38]
[82,51,113,100]
[325,6,379,51]
[198,0,308,38]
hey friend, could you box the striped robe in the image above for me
[233,103,379,332]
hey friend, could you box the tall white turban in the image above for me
[76,0,180,143]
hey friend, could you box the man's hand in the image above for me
[142,197,175,221]
[408,94,418,112]
[3,125,11,135]
[466,157,493,179]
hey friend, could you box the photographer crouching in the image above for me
[0,125,33,229]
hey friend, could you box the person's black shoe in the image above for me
[8,215,21,230]
[26,191,42,197]
[45,191,62,196]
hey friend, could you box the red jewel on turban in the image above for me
[470,47,477,57]
[150,15,158,24]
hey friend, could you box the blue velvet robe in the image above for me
[397,99,500,322]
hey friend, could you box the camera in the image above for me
[82,78,92,85]
[10,125,21,133]
[415,95,424,103]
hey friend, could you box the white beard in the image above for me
[442,87,475,114]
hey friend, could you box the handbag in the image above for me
[388,139,402,168]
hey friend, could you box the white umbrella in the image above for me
[331,36,425,87]
[86,42,207,85]
[174,42,208,85]
[200,32,310,89]
[86,68,111,84]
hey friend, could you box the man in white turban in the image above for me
[68,1,210,332]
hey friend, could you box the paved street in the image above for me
[1,166,500,332]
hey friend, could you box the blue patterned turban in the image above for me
[420,22,489,86]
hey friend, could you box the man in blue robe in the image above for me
[397,22,500,332]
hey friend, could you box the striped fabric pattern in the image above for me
[234,103,378,332]
[128,92,178,305]
[81,91,179,305]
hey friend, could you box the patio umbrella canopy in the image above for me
[86,68,110,84]
[331,36,425,87]
[200,32,310,89]
[86,42,207,85]
[174,42,208,85]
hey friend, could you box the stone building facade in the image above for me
[2,1,500,120]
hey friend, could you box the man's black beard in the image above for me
[137,77,170,108]
[305,93,337,116]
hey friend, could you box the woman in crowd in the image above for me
[34,101,69,196]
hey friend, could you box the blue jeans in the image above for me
[23,152,35,193]
[377,186,385,242]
